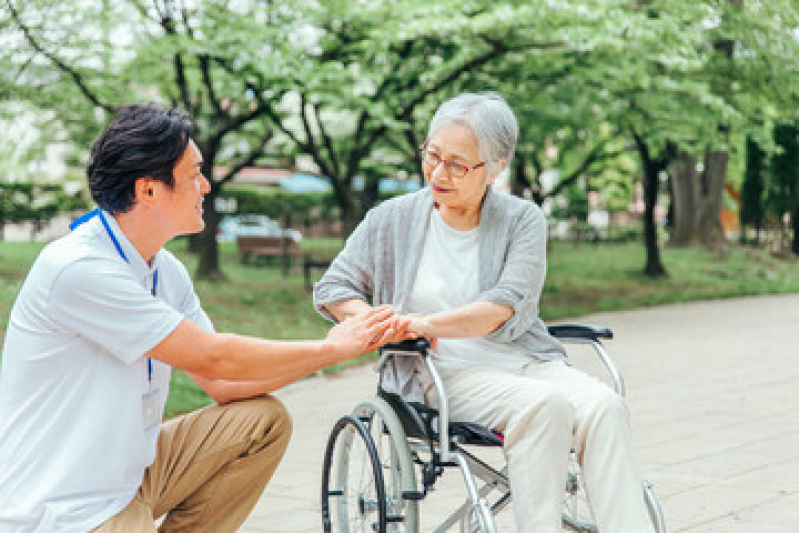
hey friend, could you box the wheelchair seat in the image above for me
[378,387,504,447]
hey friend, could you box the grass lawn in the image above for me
[1,238,797,416]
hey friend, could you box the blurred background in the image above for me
[1,0,798,414]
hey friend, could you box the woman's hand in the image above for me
[405,313,438,350]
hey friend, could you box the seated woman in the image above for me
[314,92,654,533]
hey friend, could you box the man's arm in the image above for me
[187,369,314,404]
[148,306,395,384]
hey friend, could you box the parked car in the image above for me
[216,214,302,243]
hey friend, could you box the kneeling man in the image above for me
[0,104,398,532]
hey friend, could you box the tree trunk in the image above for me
[511,155,530,197]
[360,174,380,222]
[632,130,669,277]
[700,149,729,257]
[792,202,799,255]
[194,186,226,281]
[641,161,667,277]
[669,153,701,246]
[332,183,359,238]
[669,149,729,257]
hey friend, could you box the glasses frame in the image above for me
[419,140,485,179]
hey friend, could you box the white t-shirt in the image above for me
[407,209,531,377]
[0,212,214,532]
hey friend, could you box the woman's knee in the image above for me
[581,388,630,429]
[514,390,572,431]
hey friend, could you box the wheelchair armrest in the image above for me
[550,323,625,397]
[373,338,431,373]
[548,323,613,342]
[381,338,432,354]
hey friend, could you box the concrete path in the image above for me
[241,294,799,532]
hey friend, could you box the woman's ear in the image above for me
[485,159,507,186]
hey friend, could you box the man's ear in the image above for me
[135,178,155,204]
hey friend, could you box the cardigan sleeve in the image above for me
[313,209,376,322]
[477,204,548,343]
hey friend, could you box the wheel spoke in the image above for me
[322,398,419,533]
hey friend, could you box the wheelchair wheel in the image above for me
[644,481,666,533]
[322,396,419,532]
[322,415,387,532]
[561,454,666,533]
[562,453,598,532]
[352,397,419,532]
[459,500,495,533]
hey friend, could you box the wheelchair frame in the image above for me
[321,325,666,533]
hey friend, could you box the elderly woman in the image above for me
[314,92,654,533]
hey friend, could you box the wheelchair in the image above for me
[321,324,666,532]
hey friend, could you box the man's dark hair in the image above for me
[87,103,194,213]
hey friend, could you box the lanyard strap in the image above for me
[71,208,158,382]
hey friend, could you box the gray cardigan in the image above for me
[313,187,566,401]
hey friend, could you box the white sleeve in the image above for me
[48,259,184,365]
[172,259,215,333]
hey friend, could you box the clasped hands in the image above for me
[327,306,437,362]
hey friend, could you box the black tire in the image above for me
[352,397,419,532]
[322,415,387,533]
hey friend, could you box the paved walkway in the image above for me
[241,294,799,532]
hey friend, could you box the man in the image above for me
[0,104,400,532]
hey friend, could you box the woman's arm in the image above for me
[324,299,374,322]
[407,301,513,339]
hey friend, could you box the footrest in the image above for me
[449,422,504,447]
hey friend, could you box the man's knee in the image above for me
[222,395,293,449]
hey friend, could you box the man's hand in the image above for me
[325,305,396,363]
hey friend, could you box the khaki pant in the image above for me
[95,395,291,533]
[420,360,654,533]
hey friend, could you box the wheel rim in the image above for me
[322,416,386,532]
[356,402,416,532]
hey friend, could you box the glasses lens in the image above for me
[423,148,441,167]
[446,162,468,179]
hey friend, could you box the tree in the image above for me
[739,136,766,245]
[4,0,309,278]
[768,123,799,254]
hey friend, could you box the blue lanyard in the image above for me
[71,208,159,382]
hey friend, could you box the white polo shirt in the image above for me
[0,212,214,532]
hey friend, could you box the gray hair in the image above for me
[427,92,518,176]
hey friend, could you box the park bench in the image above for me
[236,235,308,274]
[236,235,339,290]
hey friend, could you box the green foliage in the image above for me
[221,186,335,220]
[4,0,799,269]
[0,182,88,234]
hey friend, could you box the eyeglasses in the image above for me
[419,141,485,180]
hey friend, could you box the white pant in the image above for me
[421,360,655,533]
